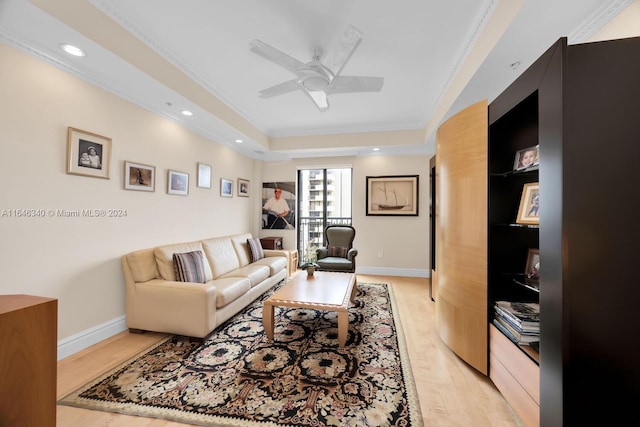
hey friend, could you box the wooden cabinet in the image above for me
[490,35,640,426]
[0,294,58,427]
[435,100,488,375]
[438,36,640,426]
[260,236,283,250]
[489,325,539,427]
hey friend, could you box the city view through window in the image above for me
[297,168,352,264]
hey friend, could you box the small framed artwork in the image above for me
[525,249,540,281]
[66,127,112,179]
[167,170,189,196]
[197,163,212,188]
[516,182,540,224]
[238,178,250,197]
[513,145,539,170]
[366,175,419,216]
[124,161,155,192]
[220,178,233,197]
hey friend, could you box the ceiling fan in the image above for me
[249,25,384,111]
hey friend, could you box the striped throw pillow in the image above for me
[247,237,264,262]
[173,250,207,283]
[328,245,348,258]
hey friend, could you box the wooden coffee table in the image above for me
[262,272,357,347]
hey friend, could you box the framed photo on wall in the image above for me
[366,175,419,216]
[167,170,189,196]
[238,178,250,197]
[124,161,155,192]
[221,178,233,197]
[66,127,111,179]
[197,163,212,188]
[262,182,296,229]
[513,145,539,170]
[516,182,540,224]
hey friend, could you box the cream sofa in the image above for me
[121,233,288,338]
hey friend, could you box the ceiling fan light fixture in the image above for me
[301,76,330,91]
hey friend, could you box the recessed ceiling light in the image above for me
[372,147,380,151]
[60,44,85,57]
[180,110,193,116]
[235,139,244,143]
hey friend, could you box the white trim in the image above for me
[356,266,430,278]
[57,315,127,361]
[296,164,353,170]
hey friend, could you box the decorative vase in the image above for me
[307,266,316,277]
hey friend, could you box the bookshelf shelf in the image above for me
[438,35,640,427]
[486,36,640,426]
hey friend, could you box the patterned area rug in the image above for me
[59,281,423,426]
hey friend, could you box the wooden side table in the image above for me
[260,236,283,250]
[285,249,298,276]
[0,295,57,427]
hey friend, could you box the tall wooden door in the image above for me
[435,100,488,374]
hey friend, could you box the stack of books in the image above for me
[493,300,540,346]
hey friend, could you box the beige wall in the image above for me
[261,156,431,274]
[0,44,431,358]
[0,44,256,345]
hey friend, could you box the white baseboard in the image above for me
[57,315,127,361]
[56,269,429,360]
[356,266,430,278]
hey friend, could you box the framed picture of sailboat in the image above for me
[366,175,419,216]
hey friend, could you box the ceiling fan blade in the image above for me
[304,90,329,111]
[324,25,362,77]
[249,39,306,75]
[327,76,384,94]
[258,79,301,98]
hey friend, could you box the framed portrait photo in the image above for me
[525,249,540,281]
[516,182,540,225]
[238,178,250,197]
[124,161,155,192]
[513,145,539,170]
[197,163,212,188]
[66,127,111,179]
[220,178,233,198]
[167,170,189,196]
[366,175,419,216]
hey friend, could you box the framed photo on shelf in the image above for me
[167,170,189,196]
[66,127,112,179]
[516,182,540,224]
[220,178,233,197]
[237,178,250,197]
[366,175,419,216]
[197,163,212,188]
[124,161,155,192]
[525,249,540,281]
[513,145,539,170]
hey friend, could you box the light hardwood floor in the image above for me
[57,274,524,427]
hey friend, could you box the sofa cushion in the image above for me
[247,237,264,262]
[154,241,213,282]
[230,233,254,267]
[125,248,159,282]
[201,237,240,278]
[212,277,251,308]
[252,256,288,276]
[173,251,207,283]
[221,264,270,287]
[328,245,348,258]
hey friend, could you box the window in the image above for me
[297,168,352,263]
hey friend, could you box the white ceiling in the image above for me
[0,0,635,161]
